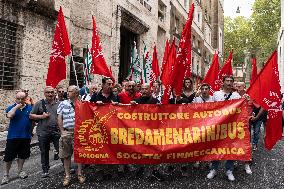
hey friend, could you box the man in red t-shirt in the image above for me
[118,81,141,104]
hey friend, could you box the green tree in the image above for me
[224,16,252,66]
[250,0,281,64]
[224,0,281,66]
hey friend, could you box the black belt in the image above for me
[64,128,74,131]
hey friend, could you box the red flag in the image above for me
[160,39,170,81]
[151,45,160,83]
[247,51,282,150]
[161,39,177,86]
[46,7,71,88]
[91,16,114,80]
[161,40,177,104]
[202,52,220,92]
[218,50,233,80]
[250,57,257,85]
[172,3,194,96]
[161,85,171,105]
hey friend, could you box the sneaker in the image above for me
[1,175,9,185]
[78,174,86,184]
[63,176,71,187]
[194,161,200,168]
[245,164,252,175]
[207,169,217,179]
[253,144,258,151]
[54,153,59,160]
[70,168,76,174]
[41,172,50,178]
[226,170,235,181]
[18,171,28,179]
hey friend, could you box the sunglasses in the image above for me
[45,91,55,94]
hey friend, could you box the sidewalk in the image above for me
[0,132,39,156]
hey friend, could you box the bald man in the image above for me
[236,82,246,97]
[1,92,33,185]
[133,84,159,104]
[57,85,85,186]
[118,81,141,104]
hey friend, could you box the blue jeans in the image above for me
[211,160,234,171]
[251,120,262,145]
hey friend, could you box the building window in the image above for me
[69,47,86,88]
[158,0,166,23]
[198,13,200,22]
[175,17,180,33]
[184,0,188,9]
[0,19,18,90]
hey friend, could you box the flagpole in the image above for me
[70,52,79,87]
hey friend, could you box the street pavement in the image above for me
[1,132,284,189]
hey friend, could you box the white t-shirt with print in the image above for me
[213,90,241,102]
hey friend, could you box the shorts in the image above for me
[4,138,31,162]
[59,131,74,159]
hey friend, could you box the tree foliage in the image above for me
[224,0,281,66]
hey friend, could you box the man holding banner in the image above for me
[207,75,241,181]
[132,83,164,181]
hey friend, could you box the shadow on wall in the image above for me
[6,0,57,19]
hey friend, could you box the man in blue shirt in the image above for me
[1,91,33,185]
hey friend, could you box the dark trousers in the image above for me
[38,131,60,173]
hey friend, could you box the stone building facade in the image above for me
[0,0,224,124]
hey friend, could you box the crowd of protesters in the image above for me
[1,75,271,186]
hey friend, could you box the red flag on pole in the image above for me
[250,57,257,85]
[247,51,282,150]
[202,52,220,93]
[160,39,170,79]
[46,7,71,88]
[172,3,195,96]
[161,39,177,104]
[161,39,177,86]
[218,50,233,79]
[91,16,114,81]
[151,44,160,83]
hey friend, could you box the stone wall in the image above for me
[0,0,224,125]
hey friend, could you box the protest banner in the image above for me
[74,99,251,164]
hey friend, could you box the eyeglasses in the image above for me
[16,97,25,100]
[58,91,64,93]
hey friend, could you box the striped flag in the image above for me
[127,41,143,83]
[84,44,93,85]
[143,44,152,84]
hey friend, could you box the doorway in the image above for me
[118,26,138,83]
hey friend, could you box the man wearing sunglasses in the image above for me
[56,85,67,102]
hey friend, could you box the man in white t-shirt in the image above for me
[207,76,240,181]
[193,83,214,103]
